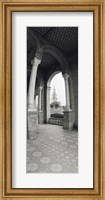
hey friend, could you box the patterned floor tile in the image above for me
[27,124,78,173]
[40,157,51,164]
[27,163,38,172]
[27,147,35,151]
[50,164,63,172]
[32,151,42,157]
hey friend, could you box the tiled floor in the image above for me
[27,124,78,173]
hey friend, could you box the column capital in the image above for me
[39,85,43,90]
[36,51,43,60]
[31,57,41,66]
[47,86,51,90]
[62,73,69,80]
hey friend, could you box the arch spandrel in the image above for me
[42,44,69,74]
[27,28,43,55]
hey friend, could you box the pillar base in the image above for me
[38,111,43,124]
[63,110,73,130]
[28,109,38,139]
[28,131,37,139]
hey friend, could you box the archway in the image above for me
[27,31,75,138]
[50,73,66,106]
[26,27,78,174]
[48,72,66,126]
[46,71,61,122]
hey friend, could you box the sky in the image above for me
[50,73,66,106]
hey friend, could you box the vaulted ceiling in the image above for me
[27,27,78,71]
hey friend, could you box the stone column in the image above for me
[63,73,70,111]
[38,86,43,111]
[38,86,43,124]
[28,57,41,109]
[27,57,41,139]
[63,73,73,130]
[34,96,36,108]
[46,86,51,122]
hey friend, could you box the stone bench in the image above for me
[48,117,63,126]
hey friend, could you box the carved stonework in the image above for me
[36,51,43,60]
[31,57,41,66]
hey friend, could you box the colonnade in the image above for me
[27,55,73,138]
[28,57,71,112]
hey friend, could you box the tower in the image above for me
[51,86,58,102]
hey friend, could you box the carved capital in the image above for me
[35,51,43,60]
[39,85,43,91]
[62,73,69,80]
[31,57,41,66]
[47,86,51,90]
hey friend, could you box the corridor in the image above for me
[27,124,78,173]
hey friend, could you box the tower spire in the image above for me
[51,86,57,102]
